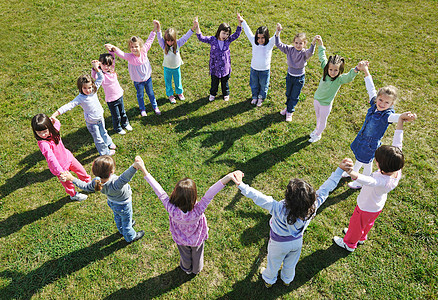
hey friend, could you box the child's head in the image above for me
[31,113,60,144]
[323,55,345,81]
[164,28,177,54]
[77,74,97,95]
[284,179,316,225]
[92,155,116,191]
[98,53,114,73]
[215,23,231,41]
[375,86,397,111]
[170,178,197,213]
[128,36,144,56]
[375,145,404,173]
[255,26,270,46]
[293,33,307,51]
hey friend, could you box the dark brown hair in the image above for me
[215,23,231,39]
[323,55,345,81]
[77,74,97,95]
[92,155,115,191]
[31,113,60,144]
[284,179,316,224]
[99,53,114,67]
[170,178,198,213]
[375,145,404,173]
[255,26,270,45]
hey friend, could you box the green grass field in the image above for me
[0,0,437,299]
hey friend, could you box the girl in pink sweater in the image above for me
[31,114,91,201]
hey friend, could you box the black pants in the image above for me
[210,74,230,97]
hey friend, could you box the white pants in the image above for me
[313,100,333,136]
[262,238,303,285]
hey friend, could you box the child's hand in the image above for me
[276,23,282,32]
[153,20,160,32]
[339,158,354,173]
[60,171,74,182]
[192,16,199,32]
[231,170,244,185]
[315,35,323,46]
[50,116,58,124]
[91,60,100,71]
[400,112,417,122]
[104,44,116,52]
[237,12,244,24]
[311,35,319,46]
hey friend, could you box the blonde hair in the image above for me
[92,155,115,191]
[164,28,177,55]
[128,36,144,52]
[377,85,398,105]
[293,33,307,44]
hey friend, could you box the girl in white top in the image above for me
[334,112,417,252]
[155,18,198,103]
[238,13,275,107]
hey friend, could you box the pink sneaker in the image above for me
[140,110,147,117]
[169,95,176,104]
[285,112,293,122]
[251,98,257,105]
[109,149,116,156]
[280,108,287,115]
[256,99,263,107]
[209,95,215,101]
[154,108,161,115]
[224,95,230,101]
[177,94,185,100]
[109,143,116,150]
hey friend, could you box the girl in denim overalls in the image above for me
[345,63,408,189]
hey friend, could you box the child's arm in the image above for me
[239,14,255,43]
[304,36,317,59]
[337,60,365,85]
[228,24,242,43]
[274,23,289,54]
[361,63,377,101]
[91,60,104,90]
[60,171,96,192]
[176,21,196,48]
[38,142,65,176]
[393,112,416,149]
[317,39,328,69]
[143,28,156,53]
[138,156,170,205]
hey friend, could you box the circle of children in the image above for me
[31,13,417,288]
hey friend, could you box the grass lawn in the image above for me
[0,0,437,299]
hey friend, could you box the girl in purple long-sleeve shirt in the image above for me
[275,23,318,122]
[195,14,243,102]
[138,161,237,275]
[106,21,160,117]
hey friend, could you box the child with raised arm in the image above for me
[51,60,116,156]
[275,23,317,121]
[60,155,146,243]
[229,165,348,287]
[238,13,275,107]
[334,112,417,251]
[344,63,412,189]
[105,21,160,117]
[137,161,236,274]
[32,113,91,201]
[309,36,364,143]
[196,14,242,102]
[155,18,197,103]
[92,50,132,135]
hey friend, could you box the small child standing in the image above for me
[155,18,198,103]
[334,112,417,251]
[309,36,363,143]
[196,14,242,102]
[51,60,116,156]
[239,13,275,107]
[106,21,160,117]
[92,51,132,135]
[345,63,412,189]
[229,166,347,287]
[275,23,317,121]
[137,161,236,274]
[60,155,146,243]
[32,114,91,201]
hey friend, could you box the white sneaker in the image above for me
[256,99,263,107]
[308,134,321,143]
[280,108,287,115]
[70,192,87,201]
[117,129,126,135]
[342,228,365,245]
[224,95,230,101]
[169,95,176,104]
[209,95,215,101]
[348,181,362,189]
[333,236,354,252]
[177,94,185,100]
[310,129,317,138]
[251,98,257,105]
[285,112,293,122]
[124,124,133,131]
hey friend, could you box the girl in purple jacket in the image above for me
[195,14,243,102]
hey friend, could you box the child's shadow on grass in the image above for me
[214,135,310,209]
[103,266,195,299]
[0,126,97,199]
[0,233,127,299]
[217,244,349,300]
[0,196,71,238]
